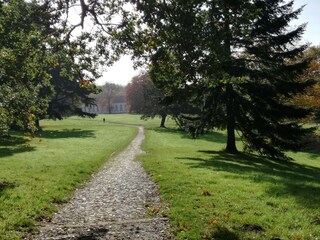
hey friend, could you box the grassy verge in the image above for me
[139,127,320,239]
[0,117,137,239]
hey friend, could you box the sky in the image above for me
[96,0,320,86]
[96,55,141,86]
[293,0,320,45]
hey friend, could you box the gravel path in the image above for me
[33,126,171,240]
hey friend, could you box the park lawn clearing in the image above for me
[140,127,320,240]
[97,113,176,129]
[0,117,137,239]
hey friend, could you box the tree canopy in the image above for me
[0,0,54,133]
[0,0,124,134]
[125,72,169,127]
[1,0,317,161]
[292,46,320,122]
[124,0,315,160]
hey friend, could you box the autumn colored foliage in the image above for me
[292,47,320,122]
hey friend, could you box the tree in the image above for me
[292,46,320,122]
[0,0,122,135]
[126,0,314,160]
[126,72,169,127]
[95,83,124,114]
[126,73,148,114]
[0,0,55,134]
[45,65,100,121]
[125,72,199,128]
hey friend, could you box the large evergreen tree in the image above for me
[127,0,315,160]
[45,65,99,121]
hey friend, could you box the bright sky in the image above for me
[293,0,320,45]
[96,55,141,86]
[97,0,320,86]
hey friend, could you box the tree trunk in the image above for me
[223,9,238,154]
[35,119,42,131]
[160,113,167,128]
[226,84,238,153]
[108,100,112,114]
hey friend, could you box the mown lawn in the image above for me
[92,115,320,239]
[139,127,320,239]
[1,114,319,239]
[0,116,137,239]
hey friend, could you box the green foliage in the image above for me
[126,0,315,160]
[291,46,320,122]
[0,0,128,134]
[45,64,100,121]
[0,0,54,134]
[125,72,200,128]
[125,72,168,126]
[0,117,137,239]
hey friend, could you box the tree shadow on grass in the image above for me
[181,150,320,209]
[152,127,233,144]
[0,136,35,158]
[0,181,16,193]
[208,226,240,240]
[0,129,95,158]
[37,128,95,139]
[306,152,320,159]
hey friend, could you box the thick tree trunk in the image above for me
[226,84,238,154]
[160,113,167,128]
[223,10,238,154]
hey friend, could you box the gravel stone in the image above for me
[31,126,171,240]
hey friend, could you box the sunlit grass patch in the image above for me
[140,127,320,239]
[0,117,137,239]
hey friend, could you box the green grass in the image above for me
[97,113,177,129]
[1,114,320,239]
[0,116,137,239]
[139,128,320,239]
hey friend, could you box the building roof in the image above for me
[112,95,126,104]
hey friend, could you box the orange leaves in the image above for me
[209,219,218,225]
[79,79,92,88]
[202,190,212,196]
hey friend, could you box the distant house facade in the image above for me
[111,95,127,114]
[83,95,128,114]
[83,104,101,114]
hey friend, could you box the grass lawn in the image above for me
[138,127,320,239]
[89,115,320,239]
[0,116,137,239]
[100,113,176,129]
[1,114,319,239]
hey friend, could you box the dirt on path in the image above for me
[32,126,171,240]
